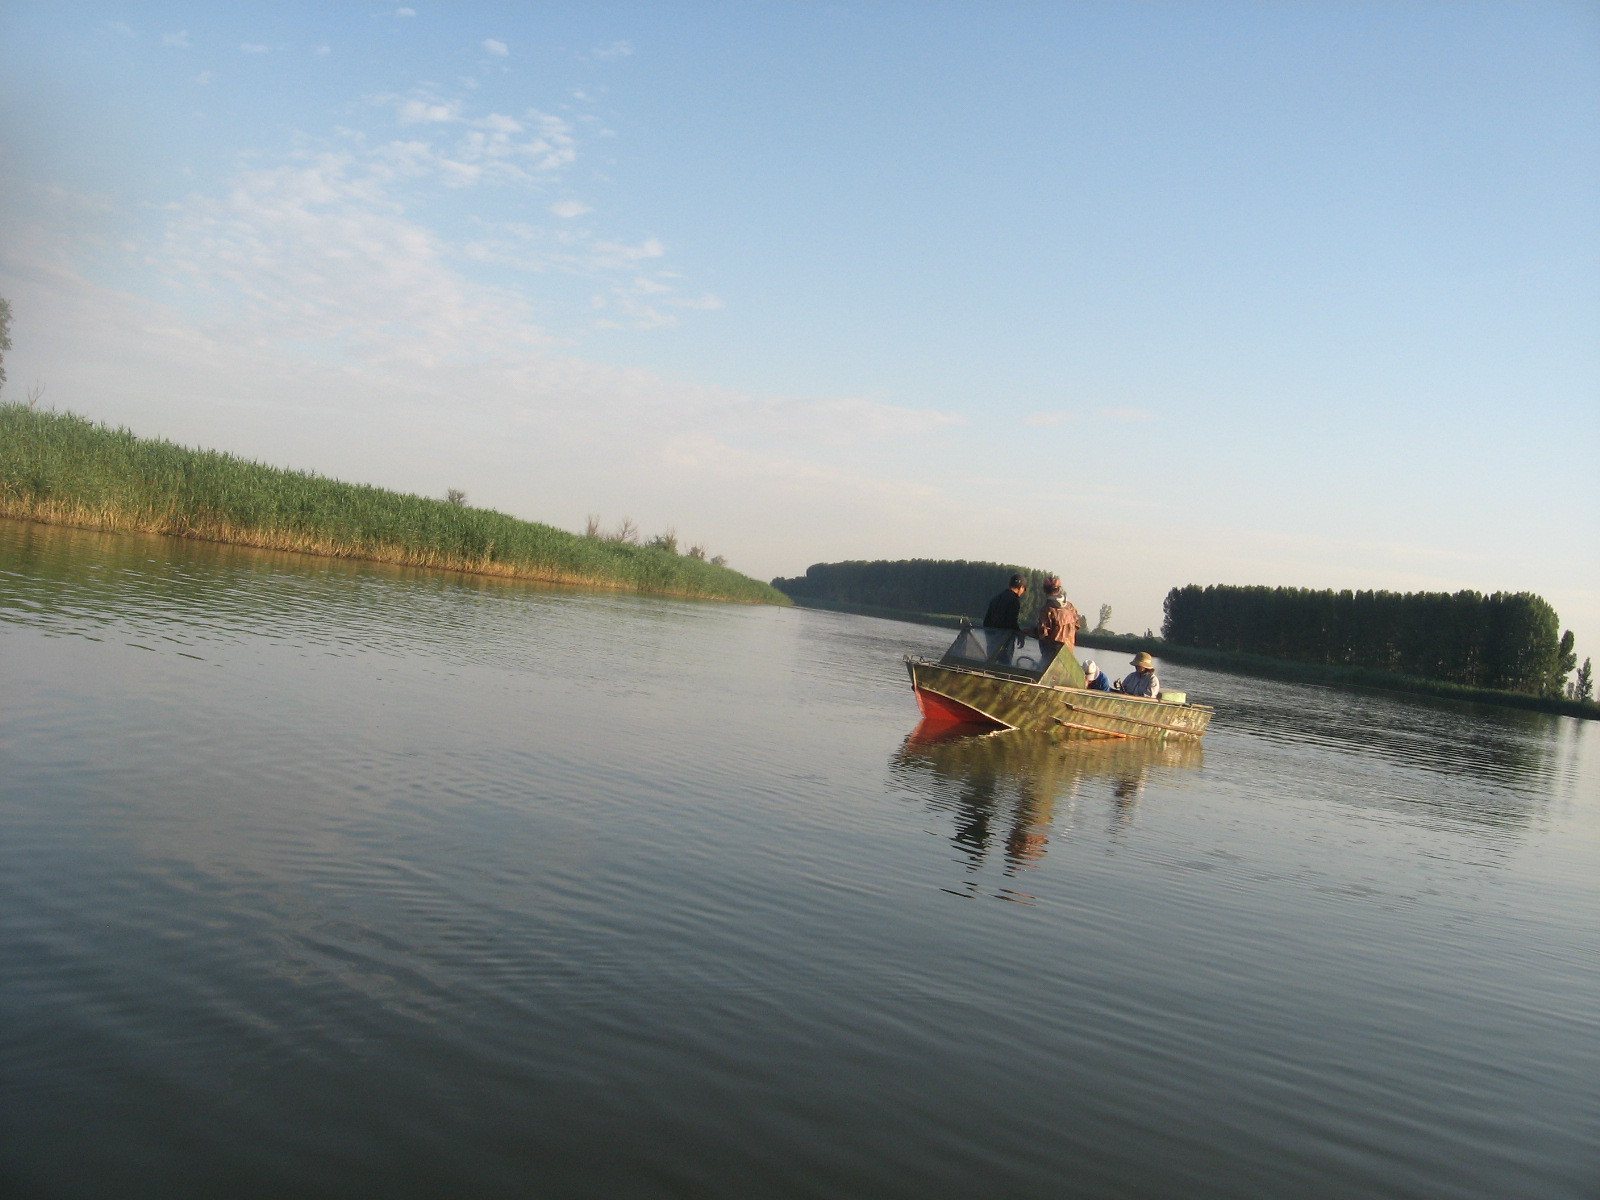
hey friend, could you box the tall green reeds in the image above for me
[0,405,788,605]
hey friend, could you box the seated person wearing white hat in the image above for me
[1081,660,1113,691]
[1118,652,1160,698]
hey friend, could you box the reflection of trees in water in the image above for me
[1205,671,1563,832]
[0,517,590,670]
[891,723,1204,879]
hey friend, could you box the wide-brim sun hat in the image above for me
[1131,652,1155,669]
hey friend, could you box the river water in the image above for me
[2,518,1596,1200]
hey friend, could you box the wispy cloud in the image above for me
[155,154,549,367]
[367,92,578,188]
[148,84,721,348]
[162,31,192,49]
[590,41,634,60]
[240,43,270,55]
[465,220,710,329]
[394,7,416,16]
[394,97,463,124]
[483,39,509,57]
[1026,406,1154,427]
[589,237,664,267]
[756,396,967,445]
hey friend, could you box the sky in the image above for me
[1,2,1596,658]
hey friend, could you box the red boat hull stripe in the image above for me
[913,685,1008,727]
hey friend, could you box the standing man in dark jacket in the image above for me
[983,573,1028,630]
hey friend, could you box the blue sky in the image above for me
[1,2,1596,655]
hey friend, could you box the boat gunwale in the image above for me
[905,654,1214,714]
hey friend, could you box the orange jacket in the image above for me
[1030,599,1080,648]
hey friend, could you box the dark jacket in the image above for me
[982,589,1022,630]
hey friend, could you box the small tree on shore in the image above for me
[1548,630,1577,696]
[445,488,467,507]
[1094,603,1112,633]
[1570,657,1593,703]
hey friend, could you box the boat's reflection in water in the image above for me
[891,722,1204,899]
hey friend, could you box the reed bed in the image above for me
[0,405,788,605]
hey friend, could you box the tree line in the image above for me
[1161,584,1576,695]
[771,559,1059,624]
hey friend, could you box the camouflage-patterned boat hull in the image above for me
[905,657,1213,739]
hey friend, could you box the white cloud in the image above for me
[757,396,966,445]
[1026,406,1153,427]
[589,237,665,266]
[314,44,332,57]
[591,41,634,60]
[671,293,724,311]
[550,200,591,219]
[435,159,483,187]
[194,71,213,86]
[394,7,416,16]
[153,155,550,368]
[483,39,509,57]
[467,220,713,330]
[396,98,462,124]
[162,31,192,48]
[368,114,574,191]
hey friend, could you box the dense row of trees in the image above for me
[772,559,1057,624]
[1162,584,1575,695]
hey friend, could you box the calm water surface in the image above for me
[2,519,1596,1199]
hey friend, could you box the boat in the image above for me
[904,625,1213,739]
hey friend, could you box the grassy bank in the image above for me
[0,405,789,605]
[786,595,1599,720]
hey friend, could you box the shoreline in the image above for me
[0,505,758,600]
[0,404,790,606]
[786,595,1600,721]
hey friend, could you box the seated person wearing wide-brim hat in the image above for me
[1119,652,1160,698]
